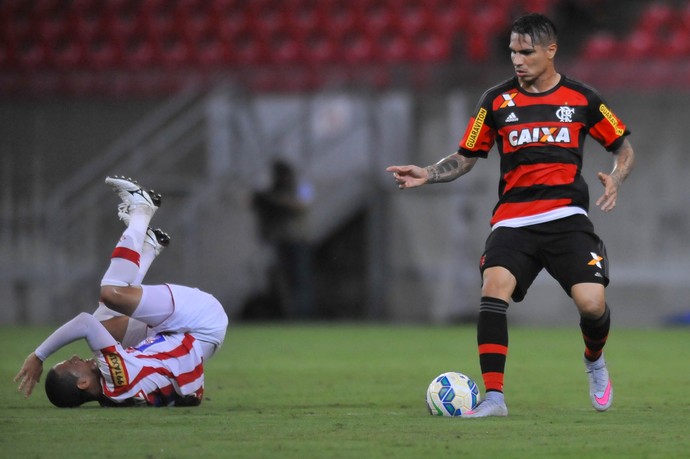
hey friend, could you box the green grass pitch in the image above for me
[2,324,690,458]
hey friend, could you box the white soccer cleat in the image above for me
[585,355,613,411]
[105,176,161,220]
[146,228,170,256]
[462,397,508,418]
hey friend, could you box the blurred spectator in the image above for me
[249,159,314,320]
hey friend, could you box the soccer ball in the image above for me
[426,372,480,417]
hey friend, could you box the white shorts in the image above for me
[95,284,228,360]
[139,284,229,359]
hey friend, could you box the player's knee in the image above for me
[481,267,517,300]
[571,284,606,319]
[573,292,605,319]
[100,286,119,309]
[99,286,136,314]
[578,300,605,319]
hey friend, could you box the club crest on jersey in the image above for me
[508,126,571,147]
[556,106,575,122]
[500,92,518,108]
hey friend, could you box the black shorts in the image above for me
[479,214,609,302]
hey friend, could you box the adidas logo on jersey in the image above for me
[505,112,519,123]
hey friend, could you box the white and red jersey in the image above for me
[96,332,205,407]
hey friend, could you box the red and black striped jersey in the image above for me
[457,75,630,228]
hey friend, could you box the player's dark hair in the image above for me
[44,367,90,408]
[512,13,558,46]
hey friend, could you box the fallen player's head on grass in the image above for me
[44,356,101,408]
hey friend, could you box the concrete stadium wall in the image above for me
[2,89,689,327]
[391,90,690,328]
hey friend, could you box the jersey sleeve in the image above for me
[586,90,630,151]
[34,313,117,361]
[457,91,497,158]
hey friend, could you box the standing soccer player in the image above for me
[387,13,634,417]
[14,177,229,407]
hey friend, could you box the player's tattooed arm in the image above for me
[424,153,478,184]
[609,138,635,187]
[596,138,635,212]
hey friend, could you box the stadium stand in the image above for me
[0,0,561,96]
[572,1,690,90]
[1,0,688,96]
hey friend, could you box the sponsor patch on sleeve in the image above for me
[599,104,625,136]
[465,108,487,149]
[104,352,129,387]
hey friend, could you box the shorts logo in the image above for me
[133,334,166,352]
[556,106,575,122]
[500,92,518,108]
[105,353,129,387]
[465,108,487,148]
[588,252,604,268]
[599,104,625,136]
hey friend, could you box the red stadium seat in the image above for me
[177,7,216,43]
[412,28,451,63]
[284,0,321,32]
[430,0,467,30]
[104,2,145,40]
[16,38,50,70]
[84,35,124,70]
[377,29,413,63]
[663,28,690,59]
[354,1,395,35]
[268,30,304,65]
[471,4,509,36]
[140,0,179,41]
[213,1,262,44]
[157,34,195,68]
[193,34,231,67]
[303,30,339,64]
[580,32,619,61]
[679,2,690,31]
[340,29,378,65]
[324,0,357,36]
[1,7,33,55]
[245,0,289,36]
[120,35,158,69]
[35,11,70,42]
[635,2,675,35]
[229,31,270,65]
[0,0,27,19]
[465,32,492,63]
[393,0,434,36]
[0,40,18,69]
[32,0,62,17]
[50,36,88,69]
[621,29,657,61]
[520,0,557,14]
[72,3,108,42]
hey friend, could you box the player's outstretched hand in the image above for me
[386,165,428,189]
[595,171,619,212]
[14,353,44,398]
